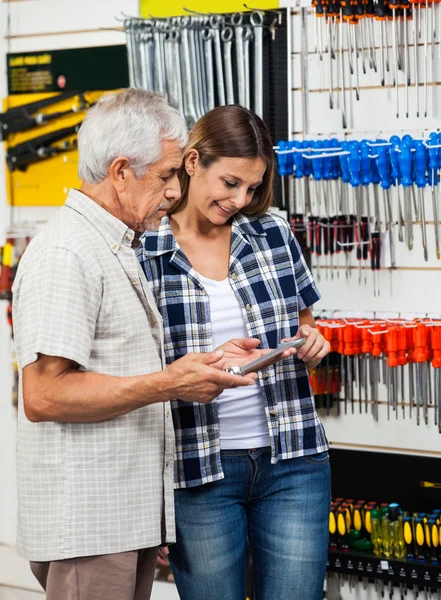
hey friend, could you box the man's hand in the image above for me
[163,350,257,404]
[282,324,330,370]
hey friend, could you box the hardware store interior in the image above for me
[1,0,441,599]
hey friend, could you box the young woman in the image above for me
[138,105,331,600]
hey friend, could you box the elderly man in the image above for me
[12,89,260,600]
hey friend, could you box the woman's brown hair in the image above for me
[174,105,275,217]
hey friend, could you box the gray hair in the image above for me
[77,88,188,184]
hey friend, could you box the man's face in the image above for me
[121,139,182,233]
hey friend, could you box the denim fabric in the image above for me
[168,448,331,600]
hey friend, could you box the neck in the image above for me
[171,194,230,238]
[80,181,132,229]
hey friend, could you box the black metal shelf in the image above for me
[328,549,441,589]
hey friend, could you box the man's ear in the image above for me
[108,156,131,190]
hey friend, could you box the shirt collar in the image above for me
[65,189,137,253]
[140,213,266,258]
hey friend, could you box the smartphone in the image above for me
[225,337,306,376]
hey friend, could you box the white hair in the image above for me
[77,88,188,184]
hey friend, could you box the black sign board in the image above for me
[7,45,129,94]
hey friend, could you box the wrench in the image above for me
[243,26,253,109]
[187,21,204,118]
[179,17,199,127]
[251,11,264,117]
[153,22,167,96]
[221,26,235,105]
[232,13,247,107]
[167,27,184,112]
[125,20,136,87]
[210,15,226,106]
[202,27,216,111]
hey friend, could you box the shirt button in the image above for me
[231,273,238,281]
[165,461,170,468]
[269,409,278,416]
[246,304,252,311]
[132,279,139,286]
[125,232,134,243]
[261,372,269,380]
[112,244,119,252]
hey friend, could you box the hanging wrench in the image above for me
[187,19,204,118]
[153,21,167,97]
[179,17,199,127]
[232,13,247,107]
[125,20,136,87]
[251,11,264,117]
[221,26,235,105]
[168,27,184,113]
[210,15,226,106]
[201,27,216,111]
[243,26,253,109]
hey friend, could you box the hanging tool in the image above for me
[251,11,264,117]
[432,325,441,434]
[389,0,401,117]
[414,140,429,262]
[6,123,81,172]
[427,133,441,260]
[0,91,88,140]
[339,7,348,128]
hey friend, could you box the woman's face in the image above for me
[186,154,267,225]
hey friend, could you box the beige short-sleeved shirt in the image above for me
[12,189,175,562]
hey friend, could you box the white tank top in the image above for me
[197,272,271,450]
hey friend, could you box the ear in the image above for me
[184,149,200,176]
[108,156,131,189]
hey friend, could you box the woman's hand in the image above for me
[282,324,330,370]
[217,338,297,371]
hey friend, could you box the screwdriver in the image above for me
[427,133,441,260]
[415,517,426,562]
[389,136,405,243]
[414,140,429,262]
[337,508,350,551]
[403,516,416,560]
[432,324,441,434]
[397,325,408,417]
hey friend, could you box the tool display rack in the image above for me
[328,549,441,591]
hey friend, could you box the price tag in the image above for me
[381,561,389,570]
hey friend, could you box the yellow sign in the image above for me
[140,0,279,18]
[4,91,105,207]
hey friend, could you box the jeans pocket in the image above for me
[303,451,330,465]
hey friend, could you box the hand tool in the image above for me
[415,140,429,262]
[399,139,415,251]
[389,0,401,117]
[232,13,247,107]
[0,91,88,139]
[210,15,226,107]
[339,7,348,128]
[6,123,81,172]
[414,322,428,426]
[221,26,235,106]
[251,11,264,117]
[427,133,441,259]
[432,324,441,433]
[389,136,405,243]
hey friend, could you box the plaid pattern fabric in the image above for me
[139,212,328,489]
[13,190,175,561]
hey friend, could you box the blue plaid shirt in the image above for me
[138,212,328,488]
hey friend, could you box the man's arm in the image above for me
[23,351,257,424]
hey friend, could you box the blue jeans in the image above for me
[168,447,331,600]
